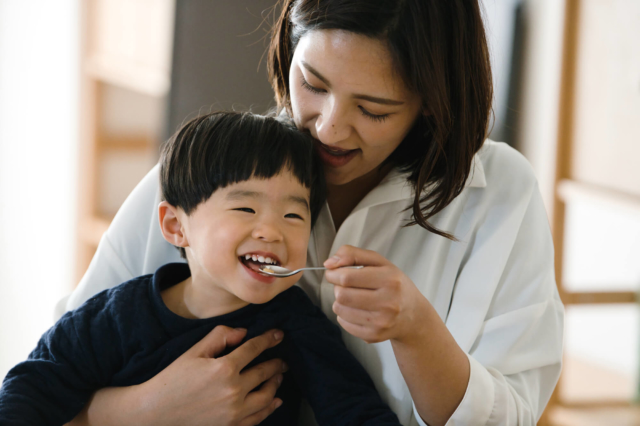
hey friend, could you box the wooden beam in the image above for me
[562,291,636,305]
[558,400,633,409]
[557,180,640,214]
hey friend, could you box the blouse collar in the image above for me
[349,151,486,215]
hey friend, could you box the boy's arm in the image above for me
[284,289,401,426]
[0,295,122,426]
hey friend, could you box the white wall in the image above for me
[0,0,79,380]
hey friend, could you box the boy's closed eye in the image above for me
[233,207,255,213]
[285,213,305,220]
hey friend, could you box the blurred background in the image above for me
[0,1,639,425]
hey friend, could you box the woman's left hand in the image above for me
[323,245,428,344]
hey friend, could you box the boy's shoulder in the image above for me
[61,273,154,326]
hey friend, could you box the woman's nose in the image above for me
[315,97,352,145]
[251,220,284,243]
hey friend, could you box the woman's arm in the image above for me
[323,183,563,426]
[68,326,287,426]
[324,248,469,426]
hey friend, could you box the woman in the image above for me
[65,1,564,425]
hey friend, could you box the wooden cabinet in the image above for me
[77,0,175,280]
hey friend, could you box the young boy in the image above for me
[0,112,401,425]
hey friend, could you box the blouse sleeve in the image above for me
[58,164,182,318]
[415,146,564,426]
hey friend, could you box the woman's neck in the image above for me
[327,164,392,230]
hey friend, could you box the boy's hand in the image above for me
[72,326,286,426]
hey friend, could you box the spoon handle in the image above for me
[301,266,363,271]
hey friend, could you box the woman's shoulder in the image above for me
[107,164,161,238]
[474,139,539,199]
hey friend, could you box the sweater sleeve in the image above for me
[283,289,401,426]
[0,294,124,426]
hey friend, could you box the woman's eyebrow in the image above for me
[301,61,405,106]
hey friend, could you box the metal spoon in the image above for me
[257,264,363,278]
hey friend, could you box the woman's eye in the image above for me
[300,76,325,94]
[359,106,389,123]
[234,208,255,214]
[285,213,304,220]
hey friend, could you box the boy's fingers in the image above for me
[224,329,284,370]
[189,325,247,358]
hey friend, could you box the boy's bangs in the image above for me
[162,112,325,220]
[205,114,313,191]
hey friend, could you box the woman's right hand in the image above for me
[69,326,287,426]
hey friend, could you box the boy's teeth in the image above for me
[242,254,277,265]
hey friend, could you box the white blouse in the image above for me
[60,140,564,426]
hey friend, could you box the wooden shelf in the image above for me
[558,180,640,214]
[79,215,112,247]
[76,0,174,283]
[98,135,154,150]
[85,54,170,97]
[562,291,636,305]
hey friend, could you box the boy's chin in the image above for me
[239,282,296,305]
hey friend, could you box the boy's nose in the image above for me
[251,222,284,243]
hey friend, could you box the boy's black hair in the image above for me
[160,111,327,258]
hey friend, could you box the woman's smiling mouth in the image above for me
[314,141,360,167]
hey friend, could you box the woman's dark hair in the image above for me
[268,0,493,239]
[160,111,327,257]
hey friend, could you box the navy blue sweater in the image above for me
[0,263,400,425]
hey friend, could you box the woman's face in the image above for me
[289,29,422,186]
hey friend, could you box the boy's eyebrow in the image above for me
[301,61,405,106]
[288,195,310,211]
[226,190,310,211]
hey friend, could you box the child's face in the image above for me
[180,171,312,306]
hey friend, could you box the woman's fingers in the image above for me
[240,374,284,424]
[239,395,283,426]
[189,325,248,358]
[239,357,288,393]
[223,329,284,371]
[325,264,398,290]
[336,315,383,344]
[334,285,380,310]
[324,245,389,269]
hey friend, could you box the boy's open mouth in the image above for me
[239,254,281,273]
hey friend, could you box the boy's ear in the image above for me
[158,201,188,248]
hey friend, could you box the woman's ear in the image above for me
[158,201,188,248]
